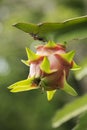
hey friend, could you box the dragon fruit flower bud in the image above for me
[8,41,80,101]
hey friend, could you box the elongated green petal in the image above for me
[8,77,39,92]
[45,41,57,48]
[62,79,78,96]
[21,59,29,66]
[71,61,81,71]
[60,50,75,62]
[40,57,57,74]
[47,90,56,101]
[26,47,40,62]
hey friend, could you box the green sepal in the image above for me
[8,77,39,92]
[21,59,29,66]
[62,79,78,96]
[71,61,81,71]
[45,41,57,48]
[40,57,57,74]
[47,90,56,101]
[60,50,75,63]
[26,47,40,62]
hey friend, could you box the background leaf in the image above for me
[75,59,87,80]
[73,112,87,130]
[14,15,87,43]
[52,94,87,128]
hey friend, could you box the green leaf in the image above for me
[62,79,78,96]
[75,67,87,80]
[60,50,75,63]
[26,47,40,62]
[46,90,56,101]
[40,57,57,74]
[14,15,87,42]
[52,94,87,128]
[8,77,39,92]
[73,112,87,130]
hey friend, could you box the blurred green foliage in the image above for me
[0,0,87,130]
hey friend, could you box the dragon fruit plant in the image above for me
[8,16,87,101]
[8,41,80,100]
